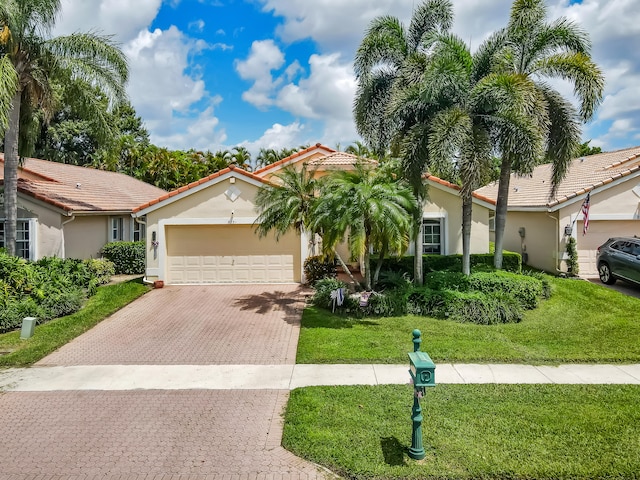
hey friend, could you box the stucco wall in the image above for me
[503,211,559,273]
[65,216,110,259]
[16,196,64,259]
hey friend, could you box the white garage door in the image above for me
[577,220,640,275]
[166,225,299,284]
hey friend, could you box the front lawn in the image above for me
[284,384,640,479]
[0,279,149,367]
[297,277,640,364]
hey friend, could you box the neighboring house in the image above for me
[0,154,166,260]
[134,144,495,285]
[475,146,640,275]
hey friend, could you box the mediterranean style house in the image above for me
[134,144,495,285]
[0,154,165,260]
[475,146,640,275]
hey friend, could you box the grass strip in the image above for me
[284,384,640,479]
[297,277,640,364]
[0,280,149,367]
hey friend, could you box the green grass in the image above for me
[297,277,640,364]
[284,384,640,479]
[0,279,149,367]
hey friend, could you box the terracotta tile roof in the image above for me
[306,151,378,168]
[425,174,496,205]
[474,146,640,209]
[132,165,268,213]
[253,143,336,176]
[0,154,166,214]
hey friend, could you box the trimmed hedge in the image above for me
[100,241,145,275]
[384,252,522,279]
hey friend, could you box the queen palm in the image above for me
[313,164,419,290]
[1,0,128,256]
[353,0,453,285]
[481,0,604,269]
[422,33,545,274]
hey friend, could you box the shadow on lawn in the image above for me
[380,436,407,466]
[302,308,380,329]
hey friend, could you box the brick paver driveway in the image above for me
[38,284,306,365]
[0,284,333,480]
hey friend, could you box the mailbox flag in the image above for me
[581,193,591,235]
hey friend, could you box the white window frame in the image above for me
[0,218,37,260]
[111,216,124,242]
[132,219,146,242]
[422,215,446,255]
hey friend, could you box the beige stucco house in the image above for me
[0,154,165,260]
[135,144,495,285]
[475,146,640,275]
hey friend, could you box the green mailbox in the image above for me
[408,350,436,388]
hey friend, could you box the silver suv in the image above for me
[596,237,640,286]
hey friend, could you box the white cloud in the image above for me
[188,19,205,32]
[240,122,307,157]
[55,0,162,43]
[124,26,225,150]
[235,40,286,108]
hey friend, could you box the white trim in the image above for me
[28,218,37,260]
[134,171,267,217]
[581,213,640,221]
[146,268,159,277]
[161,217,258,226]
[422,214,447,255]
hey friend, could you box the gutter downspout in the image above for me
[61,214,76,259]
[546,210,563,274]
[133,215,154,285]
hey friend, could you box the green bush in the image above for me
[100,241,145,275]
[84,258,115,285]
[424,271,470,291]
[439,290,523,324]
[469,271,543,309]
[303,255,336,285]
[312,278,354,311]
[0,252,108,333]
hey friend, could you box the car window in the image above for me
[620,242,635,254]
[632,243,640,256]
[610,241,624,251]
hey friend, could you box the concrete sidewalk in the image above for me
[2,363,639,391]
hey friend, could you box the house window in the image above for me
[111,217,124,241]
[489,215,495,232]
[422,219,443,254]
[0,219,34,260]
[133,220,145,242]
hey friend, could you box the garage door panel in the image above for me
[577,220,640,275]
[166,225,299,284]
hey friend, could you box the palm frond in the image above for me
[0,54,18,132]
[407,0,453,52]
[354,15,408,78]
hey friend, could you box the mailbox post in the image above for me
[407,329,436,460]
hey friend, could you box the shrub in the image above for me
[440,290,523,324]
[303,255,336,285]
[566,237,579,276]
[469,271,543,309]
[311,278,357,311]
[375,270,412,290]
[424,271,470,291]
[382,252,522,278]
[100,241,145,275]
[84,258,115,286]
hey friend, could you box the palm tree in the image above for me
[231,145,251,170]
[0,0,128,256]
[353,0,453,285]
[422,33,545,274]
[313,163,419,290]
[480,0,604,269]
[256,147,280,169]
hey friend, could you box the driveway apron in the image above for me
[0,284,334,479]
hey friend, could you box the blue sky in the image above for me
[54,0,640,157]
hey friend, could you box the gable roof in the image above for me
[305,151,378,169]
[0,154,166,214]
[425,174,496,208]
[253,143,336,176]
[133,165,268,215]
[474,146,640,210]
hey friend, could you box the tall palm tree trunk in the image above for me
[414,197,424,285]
[493,158,512,269]
[3,90,22,257]
[461,193,473,275]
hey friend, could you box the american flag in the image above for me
[581,193,591,235]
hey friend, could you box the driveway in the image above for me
[584,276,640,299]
[38,284,306,365]
[0,284,333,479]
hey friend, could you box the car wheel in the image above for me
[598,262,616,285]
